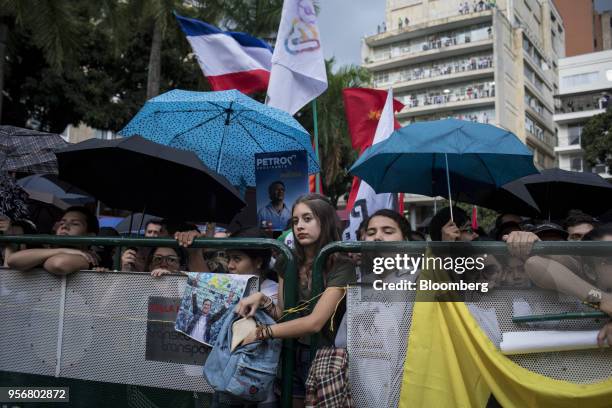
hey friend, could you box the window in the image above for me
[594,163,606,173]
[568,125,582,145]
[561,72,598,88]
[570,156,583,172]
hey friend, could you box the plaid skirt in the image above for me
[304,347,354,408]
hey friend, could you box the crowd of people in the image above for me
[1,193,611,406]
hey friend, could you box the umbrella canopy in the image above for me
[119,89,320,186]
[56,136,246,223]
[427,169,541,217]
[0,125,68,174]
[0,172,30,220]
[114,213,157,235]
[17,174,94,209]
[516,168,612,219]
[349,119,539,212]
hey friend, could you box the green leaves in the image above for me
[581,108,612,169]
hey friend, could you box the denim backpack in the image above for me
[203,309,282,402]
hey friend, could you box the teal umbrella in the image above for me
[349,119,539,219]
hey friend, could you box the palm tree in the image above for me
[305,59,371,204]
[0,0,78,122]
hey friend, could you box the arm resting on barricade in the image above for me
[525,256,612,315]
[8,248,91,273]
[44,253,92,276]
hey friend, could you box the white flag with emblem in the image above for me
[266,0,328,115]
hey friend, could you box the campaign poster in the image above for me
[174,272,255,346]
[255,150,309,231]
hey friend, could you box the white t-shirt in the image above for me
[190,314,209,342]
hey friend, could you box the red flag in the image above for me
[344,88,404,222]
[342,88,404,154]
[343,89,406,239]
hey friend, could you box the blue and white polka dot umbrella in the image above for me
[120,89,320,186]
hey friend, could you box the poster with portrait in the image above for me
[255,150,309,231]
[175,272,257,346]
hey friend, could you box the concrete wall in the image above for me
[602,12,612,51]
[494,10,522,138]
[558,49,612,94]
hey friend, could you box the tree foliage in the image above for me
[581,107,612,169]
[2,1,367,205]
[295,60,371,205]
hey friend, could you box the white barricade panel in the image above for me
[61,272,218,392]
[1,268,258,393]
[347,286,415,408]
[0,268,63,377]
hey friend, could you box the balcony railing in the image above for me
[556,94,610,114]
[367,25,493,64]
[374,55,493,88]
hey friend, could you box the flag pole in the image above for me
[312,99,321,193]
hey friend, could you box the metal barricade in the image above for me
[0,235,298,408]
[311,241,612,408]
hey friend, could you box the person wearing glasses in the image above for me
[7,206,100,275]
[147,247,185,277]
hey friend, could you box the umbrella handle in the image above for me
[445,153,453,222]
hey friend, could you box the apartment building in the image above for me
[361,0,565,224]
[554,49,612,179]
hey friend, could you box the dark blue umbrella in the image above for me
[119,89,320,186]
[17,174,94,209]
[349,119,539,218]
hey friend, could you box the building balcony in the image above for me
[364,39,493,71]
[526,131,556,155]
[376,68,494,93]
[554,144,582,154]
[525,105,554,133]
[553,108,606,124]
[365,9,493,47]
[524,81,554,111]
[523,52,555,91]
[397,97,495,119]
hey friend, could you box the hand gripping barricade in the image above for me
[204,309,282,402]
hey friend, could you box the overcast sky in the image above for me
[318,0,612,69]
[318,0,385,68]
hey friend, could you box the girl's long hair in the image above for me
[291,193,341,267]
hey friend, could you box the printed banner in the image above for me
[255,150,308,231]
[145,296,210,365]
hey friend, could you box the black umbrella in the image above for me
[517,168,612,219]
[431,168,541,217]
[56,136,246,223]
[0,125,68,174]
